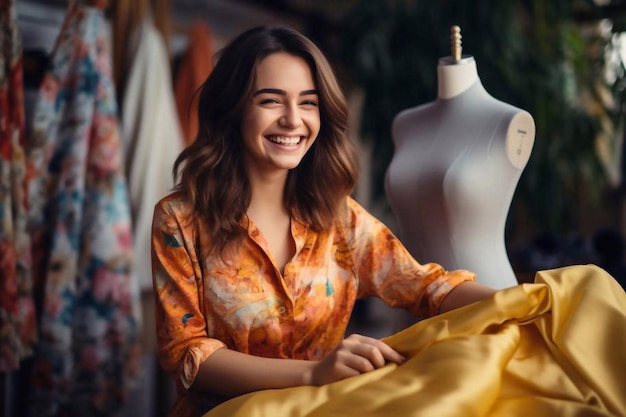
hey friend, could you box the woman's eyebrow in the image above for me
[252,88,319,96]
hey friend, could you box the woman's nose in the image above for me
[279,105,302,128]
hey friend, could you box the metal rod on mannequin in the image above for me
[451,25,462,62]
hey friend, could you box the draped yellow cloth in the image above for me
[204,265,626,417]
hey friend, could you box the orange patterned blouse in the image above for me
[151,193,475,416]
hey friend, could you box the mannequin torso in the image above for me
[385,56,535,289]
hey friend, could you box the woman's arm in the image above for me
[192,334,405,397]
[192,348,312,396]
[438,281,497,314]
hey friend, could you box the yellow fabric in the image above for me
[205,264,626,417]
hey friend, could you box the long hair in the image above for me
[173,26,358,256]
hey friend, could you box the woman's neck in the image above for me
[247,172,288,218]
[437,56,479,99]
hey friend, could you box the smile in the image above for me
[266,135,303,146]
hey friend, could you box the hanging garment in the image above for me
[204,264,626,417]
[173,20,213,146]
[121,16,184,291]
[26,1,141,415]
[0,0,37,372]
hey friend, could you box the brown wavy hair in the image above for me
[173,26,358,256]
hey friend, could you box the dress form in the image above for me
[385,27,535,289]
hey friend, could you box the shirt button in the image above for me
[278,305,287,314]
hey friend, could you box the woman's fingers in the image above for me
[340,348,378,373]
[373,339,406,365]
[348,342,386,369]
[311,334,406,386]
[346,334,406,366]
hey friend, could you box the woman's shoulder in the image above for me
[152,191,200,241]
[154,191,193,219]
[157,190,184,206]
[342,196,396,242]
[346,196,365,212]
[339,196,381,235]
[345,196,380,223]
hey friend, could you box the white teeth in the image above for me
[268,136,301,145]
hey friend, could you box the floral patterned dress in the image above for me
[25,0,141,415]
[0,0,38,372]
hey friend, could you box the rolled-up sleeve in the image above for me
[151,201,226,389]
[345,198,476,317]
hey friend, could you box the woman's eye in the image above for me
[301,100,318,106]
[260,98,280,105]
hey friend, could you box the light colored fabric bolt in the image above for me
[122,16,184,290]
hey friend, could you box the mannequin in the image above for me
[385,26,535,289]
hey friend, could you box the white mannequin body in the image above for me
[385,56,535,289]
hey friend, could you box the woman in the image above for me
[151,25,496,416]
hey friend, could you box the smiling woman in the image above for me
[151,25,498,417]
[150,24,626,417]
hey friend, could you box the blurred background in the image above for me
[16,0,626,279]
[91,0,626,282]
[5,0,626,416]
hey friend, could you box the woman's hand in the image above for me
[308,334,405,386]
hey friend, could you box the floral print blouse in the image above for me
[152,193,475,417]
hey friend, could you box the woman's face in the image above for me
[241,52,321,178]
